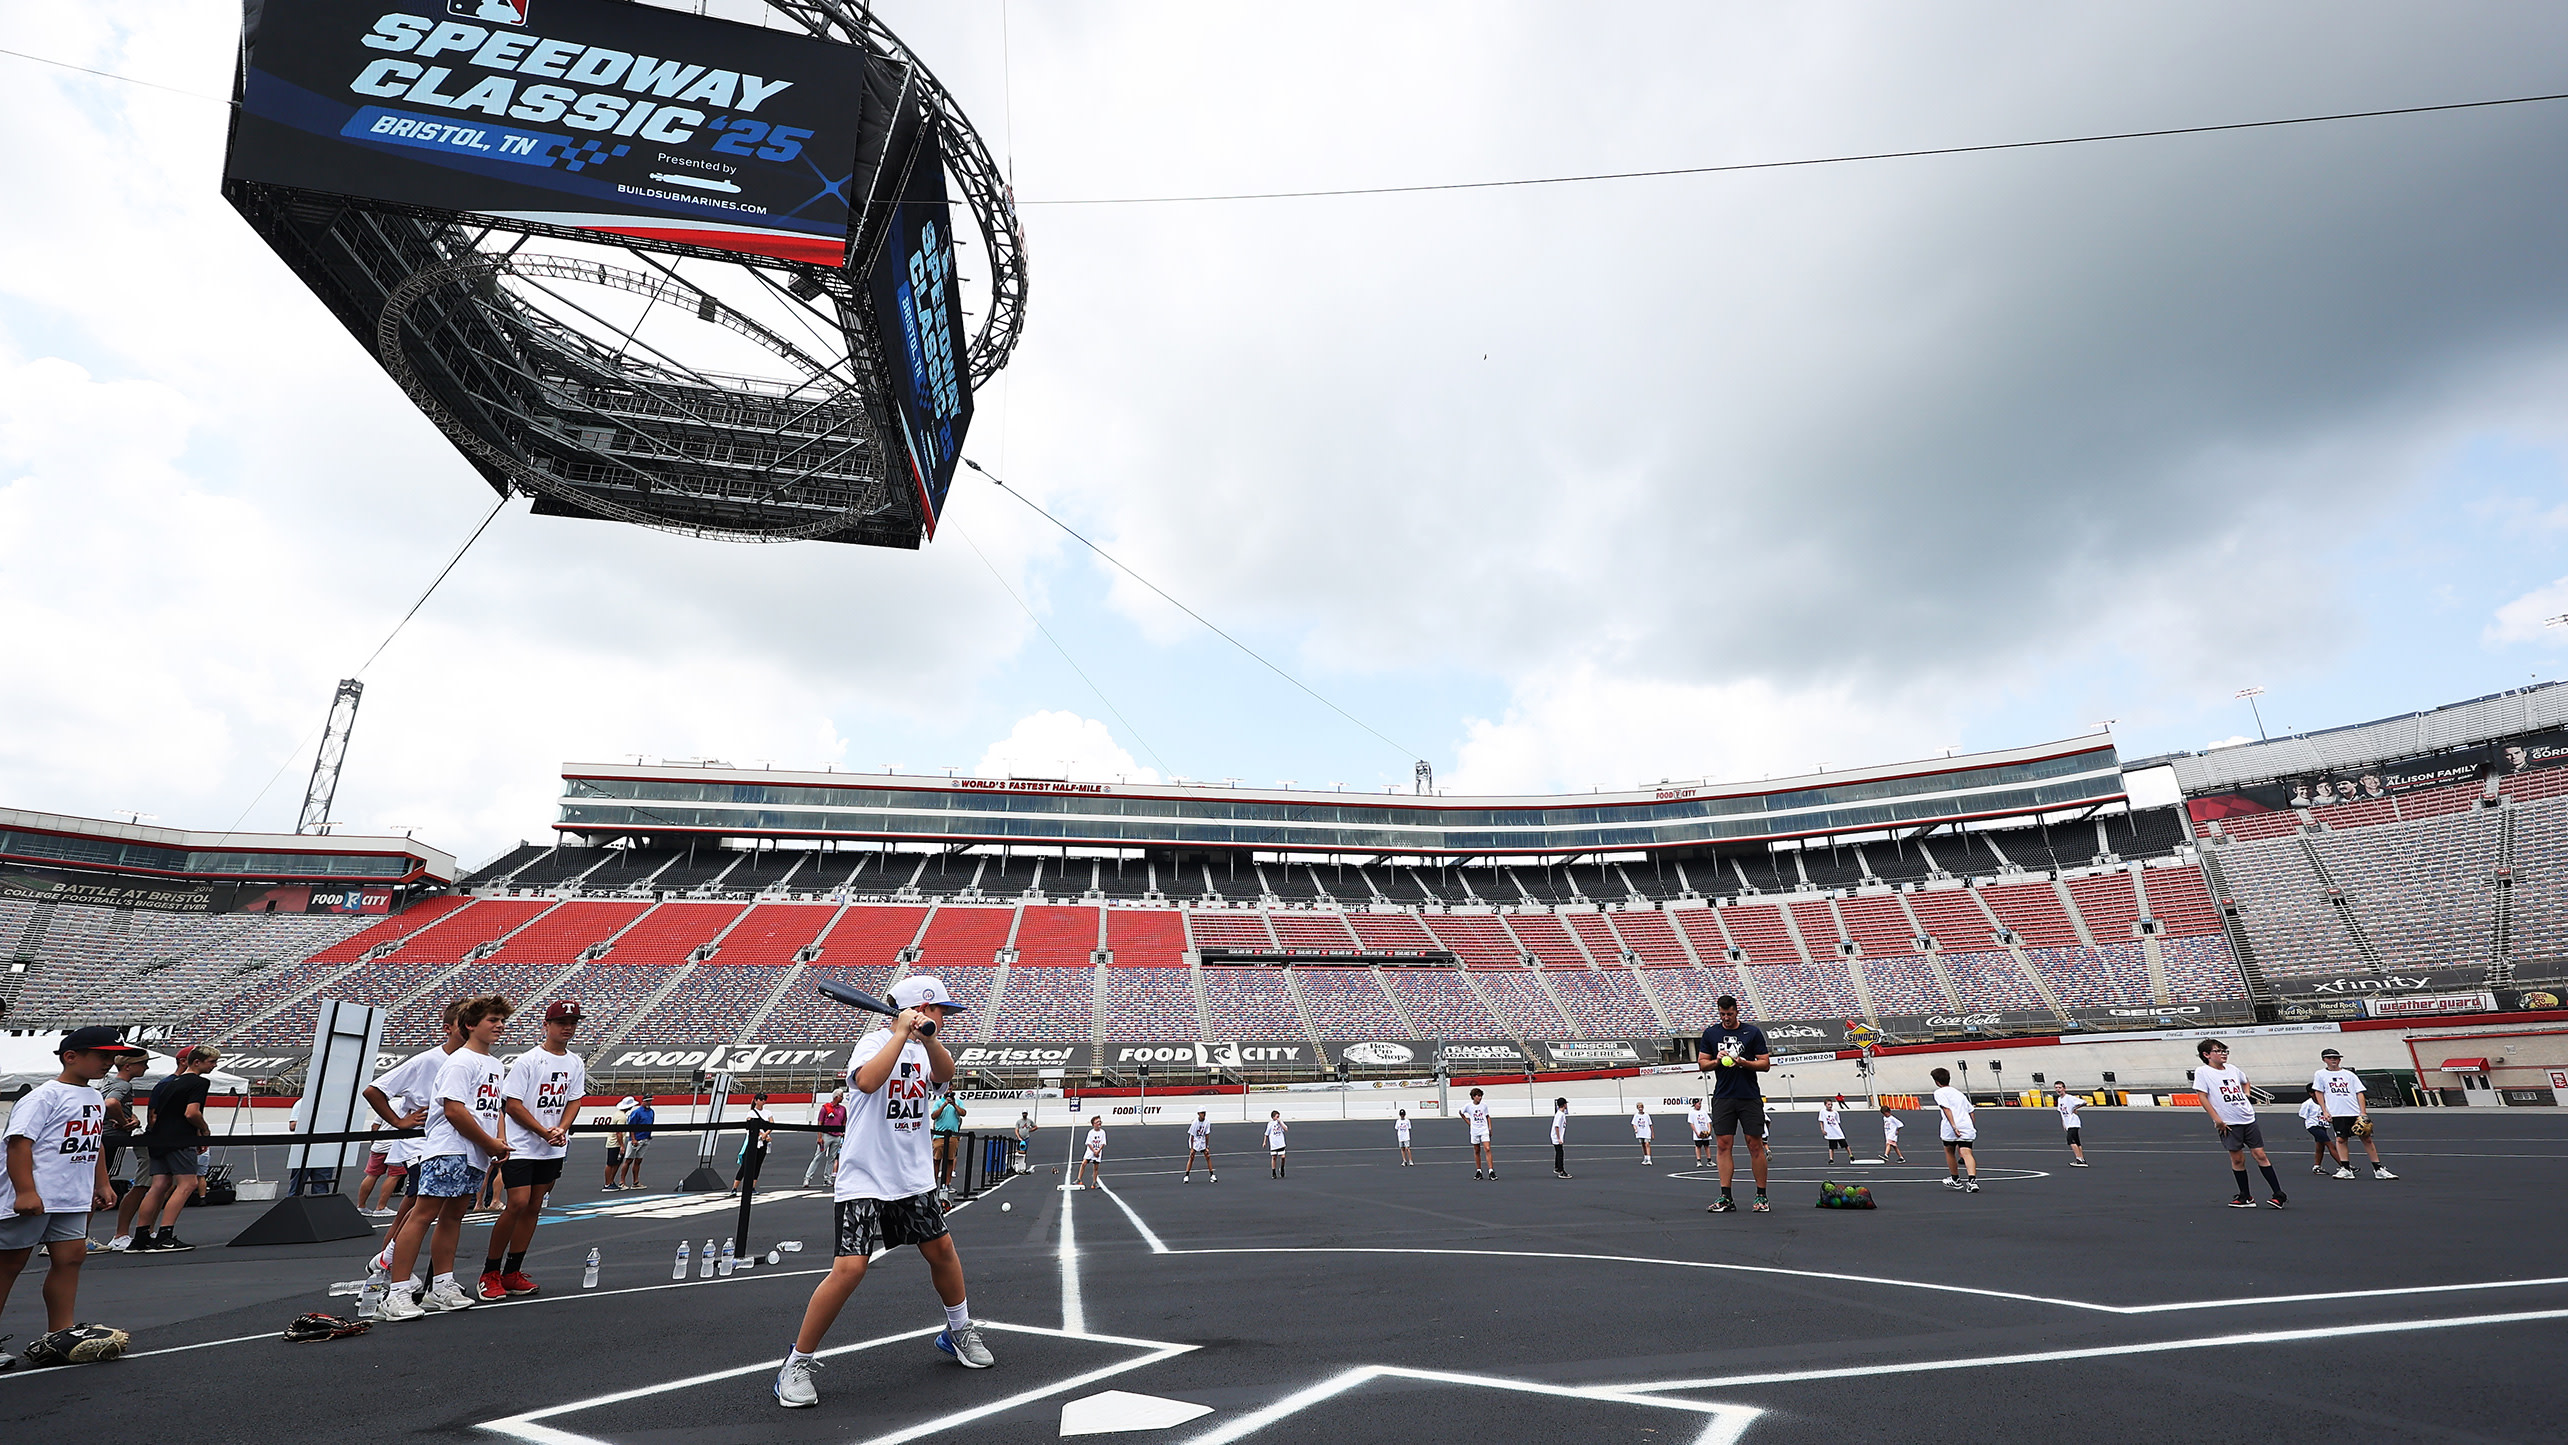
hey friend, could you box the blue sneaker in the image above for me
[935,1324,994,1368]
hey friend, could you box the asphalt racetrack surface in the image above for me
[5,1107,2564,1444]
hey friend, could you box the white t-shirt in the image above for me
[1084,1128,1107,1160]
[2297,1098,2328,1130]
[2194,1064,2256,1125]
[2056,1095,2082,1131]
[1552,1112,1568,1145]
[1882,1112,1903,1140]
[834,1029,938,1202]
[1688,1108,1711,1137]
[4,1080,105,1218]
[1460,1102,1492,1142]
[2312,1068,2366,1119]
[372,1046,452,1165]
[1932,1085,1977,1141]
[425,1048,507,1168]
[1632,1111,1653,1139]
[1395,1117,1411,1143]
[1265,1120,1288,1150]
[1817,1104,1843,1139]
[1187,1118,1210,1146]
[501,1046,588,1160]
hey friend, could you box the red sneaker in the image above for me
[500,1271,539,1296]
[476,1272,509,1302]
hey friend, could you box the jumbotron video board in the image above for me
[226,0,865,265]
[865,124,974,534]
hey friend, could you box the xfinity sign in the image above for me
[2309,976,2434,994]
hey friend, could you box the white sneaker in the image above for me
[1209,1173,1217,1182]
[376,1288,427,1323]
[421,1280,474,1314]
[1180,1176,1190,1183]
[2372,1168,2398,1180]
[1965,1180,1980,1193]
[105,1235,134,1252]
[2332,1167,2356,1180]
[2312,1165,2328,1176]
[1942,1177,1964,1190]
[775,1353,822,1408]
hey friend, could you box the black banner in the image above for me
[863,118,973,533]
[2270,972,2454,999]
[2188,726,2568,823]
[1757,1020,1861,1050]
[1328,1039,1435,1072]
[2068,1001,2256,1028]
[1095,1041,1317,1072]
[0,866,214,914]
[1533,1039,1657,1068]
[226,0,868,264]
[1434,1039,1531,1071]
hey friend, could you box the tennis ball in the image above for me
[1000,1202,1012,1212]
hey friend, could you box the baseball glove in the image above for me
[21,1324,129,1366]
[283,1313,372,1343]
[2349,1117,2374,1138]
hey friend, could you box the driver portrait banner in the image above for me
[225,0,867,264]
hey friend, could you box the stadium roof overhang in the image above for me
[0,806,455,889]
[551,735,2127,859]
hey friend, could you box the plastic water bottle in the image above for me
[358,1277,385,1319]
[700,1237,716,1278]
[672,1241,690,1280]
[583,1247,601,1290]
[718,1238,735,1276]
[765,1247,781,1266]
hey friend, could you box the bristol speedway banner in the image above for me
[1533,1039,1658,1069]
[595,1041,854,1075]
[1096,1041,1318,1073]
[950,1041,1088,1073]
[0,867,215,913]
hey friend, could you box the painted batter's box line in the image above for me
[477,1320,1194,1445]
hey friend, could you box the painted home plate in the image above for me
[1061,1389,1215,1436]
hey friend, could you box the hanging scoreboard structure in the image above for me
[223,0,1022,547]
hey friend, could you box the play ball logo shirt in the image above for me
[1697,1023,1768,1100]
[372,1046,454,1165]
[2312,1068,2366,1118]
[429,1049,508,1168]
[1459,1102,1492,1141]
[502,1047,588,1160]
[3,1081,105,1217]
[2194,1065,2256,1125]
[834,1028,937,1202]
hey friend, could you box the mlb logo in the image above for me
[451,0,529,24]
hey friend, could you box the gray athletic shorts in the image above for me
[0,1210,91,1250]
[2219,1120,2268,1152]
[833,1191,949,1257]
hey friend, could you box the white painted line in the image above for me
[474,1320,1196,1445]
[2113,1274,2568,1315]
[1175,1364,1760,1445]
[1060,1178,1087,1335]
[1620,1306,2568,1392]
[1095,1180,1171,1254]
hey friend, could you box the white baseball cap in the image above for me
[617,1096,639,1109]
[889,974,964,1011]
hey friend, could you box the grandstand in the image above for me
[15,690,2568,1079]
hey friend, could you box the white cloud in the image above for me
[2487,577,2568,647]
[974,711,1159,784]
[2199,735,2256,752]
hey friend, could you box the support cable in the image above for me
[964,459,1420,765]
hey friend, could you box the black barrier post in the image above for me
[732,1176,755,1263]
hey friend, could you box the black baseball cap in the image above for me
[59,1026,147,1057]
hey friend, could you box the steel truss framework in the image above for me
[226,1,1025,548]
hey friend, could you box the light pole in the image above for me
[2234,687,2269,741]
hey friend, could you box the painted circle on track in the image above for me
[1666,1166,2051,1184]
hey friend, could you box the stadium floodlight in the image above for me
[221,0,1024,550]
[2234,686,2270,740]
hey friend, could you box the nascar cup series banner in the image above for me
[225,0,868,264]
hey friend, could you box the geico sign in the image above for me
[2105,1006,2201,1017]
[953,1046,1079,1067]
[2309,976,2431,994]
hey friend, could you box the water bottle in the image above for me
[672,1241,690,1280]
[699,1237,716,1278]
[358,1276,385,1320]
[583,1247,601,1290]
[765,1247,781,1266]
[718,1238,735,1276]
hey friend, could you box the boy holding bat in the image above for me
[777,976,992,1409]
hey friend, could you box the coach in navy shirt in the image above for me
[1696,996,1773,1214]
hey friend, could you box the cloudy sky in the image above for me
[5,1,2568,868]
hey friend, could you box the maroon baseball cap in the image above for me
[544,1000,583,1024]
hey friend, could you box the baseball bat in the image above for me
[816,978,933,1033]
